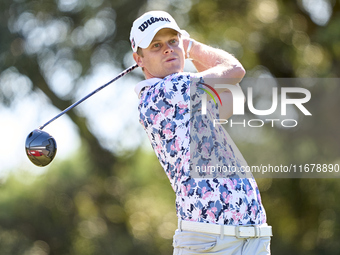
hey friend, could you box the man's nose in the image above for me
[164,43,174,54]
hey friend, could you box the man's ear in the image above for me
[133,52,144,68]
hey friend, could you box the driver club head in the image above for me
[25,129,57,167]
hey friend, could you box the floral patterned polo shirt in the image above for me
[135,72,267,226]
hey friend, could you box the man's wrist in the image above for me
[186,39,193,59]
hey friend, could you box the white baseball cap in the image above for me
[130,11,189,52]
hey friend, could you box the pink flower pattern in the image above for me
[138,73,266,225]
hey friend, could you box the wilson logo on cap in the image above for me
[138,17,171,32]
[130,11,186,52]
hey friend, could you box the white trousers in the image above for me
[173,229,271,255]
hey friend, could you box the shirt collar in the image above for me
[134,78,162,97]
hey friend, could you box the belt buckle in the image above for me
[235,225,260,238]
[252,225,260,238]
[235,226,242,238]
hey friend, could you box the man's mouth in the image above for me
[165,57,177,62]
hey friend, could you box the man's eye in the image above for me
[170,39,176,44]
[153,43,160,48]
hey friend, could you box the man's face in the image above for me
[133,28,185,79]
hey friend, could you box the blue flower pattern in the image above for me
[138,73,266,225]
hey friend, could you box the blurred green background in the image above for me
[1,0,340,254]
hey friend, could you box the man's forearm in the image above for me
[183,38,246,119]
[185,39,245,81]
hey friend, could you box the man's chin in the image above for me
[164,66,183,76]
[149,67,183,79]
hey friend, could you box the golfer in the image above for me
[130,11,272,254]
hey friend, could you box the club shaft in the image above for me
[39,64,139,130]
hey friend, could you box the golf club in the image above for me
[25,64,139,167]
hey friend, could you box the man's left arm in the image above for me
[183,38,246,119]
